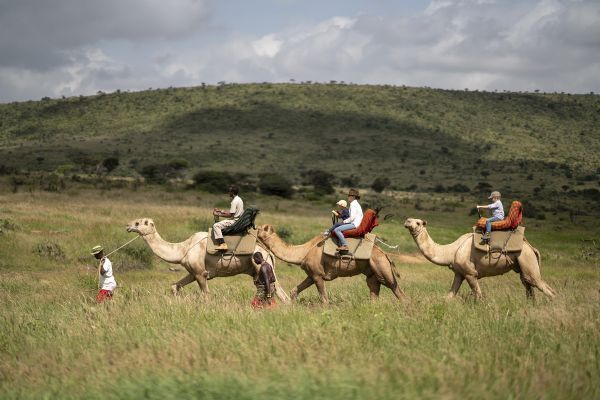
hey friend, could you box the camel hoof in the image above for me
[171,284,179,296]
[290,288,299,301]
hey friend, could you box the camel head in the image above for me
[126,218,156,236]
[257,224,276,243]
[404,218,427,236]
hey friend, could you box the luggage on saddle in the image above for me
[323,233,376,260]
[342,209,379,238]
[472,226,526,253]
[207,228,258,255]
[222,206,260,235]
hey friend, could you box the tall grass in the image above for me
[0,188,598,399]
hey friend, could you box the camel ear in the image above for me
[150,222,154,227]
[422,220,427,226]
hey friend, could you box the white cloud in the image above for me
[1,0,599,101]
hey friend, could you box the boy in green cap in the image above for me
[91,245,117,302]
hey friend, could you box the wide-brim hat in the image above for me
[336,200,347,207]
[348,188,360,198]
[488,191,501,199]
[90,245,103,255]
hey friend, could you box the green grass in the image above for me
[0,188,598,399]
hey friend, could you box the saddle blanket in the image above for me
[323,233,376,260]
[472,226,525,253]
[207,228,257,255]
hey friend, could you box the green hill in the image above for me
[0,83,599,197]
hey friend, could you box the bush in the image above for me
[141,162,186,184]
[276,226,293,240]
[193,170,235,193]
[448,183,470,192]
[102,157,120,173]
[259,173,293,198]
[32,241,66,261]
[371,177,391,193]
[302,169,334,194]
[117,245,154,270]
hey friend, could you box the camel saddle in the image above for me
[323,233,376,260]
[472,226,525,253]
[206,228,257,255]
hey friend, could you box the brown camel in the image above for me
[126,218,290,303]
[403,218,556,299]
[257,224,407,304]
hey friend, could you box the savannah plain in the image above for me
[1,84,599,399]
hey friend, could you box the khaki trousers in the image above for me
[212,219,237,240]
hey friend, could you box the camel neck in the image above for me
[413,228,462,266]
[264,234,319,265]
[143,231,188,263]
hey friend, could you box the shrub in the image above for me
[32,241,66,261]
[302,169,334,194]
[276,226,293,240]
[448,183,470,192]
[117,245,154,270]
[259,173,293,198]
[193,170,234,193]
[102,157,120,173]
[371,177,391,193]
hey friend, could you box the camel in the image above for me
[257,224,407,304]
[126,218,290,303]
[403,218,556,299]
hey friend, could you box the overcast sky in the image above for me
[1,0,599,102]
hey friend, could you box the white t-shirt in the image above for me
[99,257,117,291]
[343,199,363,228]
[229,195,244,219]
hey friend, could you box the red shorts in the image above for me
[96,289,113,302]
[251,296,276,309]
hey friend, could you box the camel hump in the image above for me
[472,226,526,253]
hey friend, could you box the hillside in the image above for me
[0,83,599,197]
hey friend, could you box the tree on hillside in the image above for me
[302,169,334,194]
[102,157,119,174]
[371,177,391,193]
[259,173,293,198]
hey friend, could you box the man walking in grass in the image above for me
[212,185,244,251]
[91,245,117,302]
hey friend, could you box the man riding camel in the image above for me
[212,185,244,251]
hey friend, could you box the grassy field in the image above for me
[1,187,598,399]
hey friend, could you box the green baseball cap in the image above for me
[90,245,103,255]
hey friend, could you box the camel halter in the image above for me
[409,225,425,239]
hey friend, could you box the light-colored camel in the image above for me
[257,224,407,304]
[403,218,556,299]
[126,218,290,303]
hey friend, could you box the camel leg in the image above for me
[464,275,482,299]
[519,272,535,300]
[366,274,381,300]
[171,273,195,296]
[290,276,315,300]
[194,273,209,295]
[446,273,464,300]
[313,276,329,304]
[518,246,556,299]
[370,252,407,302]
